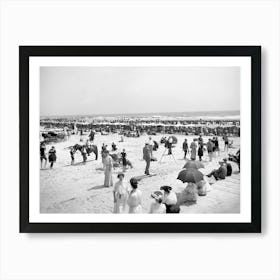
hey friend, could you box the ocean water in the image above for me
[41,110,240,120]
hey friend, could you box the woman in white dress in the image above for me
[127,178,142,213]
[149,191,166,214]
[113,173,129,213]
[103,150,113,187]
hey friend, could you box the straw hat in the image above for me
[151,191,163,200]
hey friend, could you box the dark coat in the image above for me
[226,163,232,176]
[198,146,204,157]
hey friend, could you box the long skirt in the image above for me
[113,194,127,213]
[191,149,196,160]
[128,205,142,213]
[104,168,113,187]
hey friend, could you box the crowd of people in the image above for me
[112,174,181,214]
[40,129,240,214]
[40,118,240,137]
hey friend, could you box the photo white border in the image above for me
[29,56,251,223]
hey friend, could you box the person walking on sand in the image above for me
[190,139,197,160]
[121,149,127,172]
[113,173,129,213]
[198,134,204,147]
[149,191,166,214]
[89,129,95,142]
[143,143,151,175]
[127,178,142,213]
[182,139,189,159]
[214,137,220,156]
[40,142,47,169]
[206,138,214,162]
[103,150,113,187]
[223,134,229,152]
[148,136,154,157]
[48,146,56,169]
[198,144,204,161]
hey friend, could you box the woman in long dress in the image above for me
[181,182,198,203]
[103,150,113,187]
[113,173,129,213]
[190,139,197,160]
[127,178,142,213]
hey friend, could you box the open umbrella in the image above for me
[168,136,178,144]
[177,168,204,183]
[183,160,205,170]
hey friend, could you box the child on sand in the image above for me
[113,173,129,213]
[121,149,127,171]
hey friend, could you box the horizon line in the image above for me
[40,109,240,118]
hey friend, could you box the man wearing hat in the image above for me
[143,143,151,175]
[207,161,227,180]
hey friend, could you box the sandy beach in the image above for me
[40,133,240,214]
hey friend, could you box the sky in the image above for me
[40,66,240,116]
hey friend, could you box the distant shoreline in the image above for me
[41,110,240,120]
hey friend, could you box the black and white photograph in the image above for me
[39,66,241,215]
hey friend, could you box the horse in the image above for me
[73,144,98,160]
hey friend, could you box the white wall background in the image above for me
[0,0,279,279]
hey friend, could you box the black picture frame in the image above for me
[19,46,261,233]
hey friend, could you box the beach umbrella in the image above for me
[183,160,205,170]
[168,136,178,144]
[177,168,204,183]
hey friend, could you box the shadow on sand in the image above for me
[61,197,76,204]
[87,185,107,191]
[63,159,95,167]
